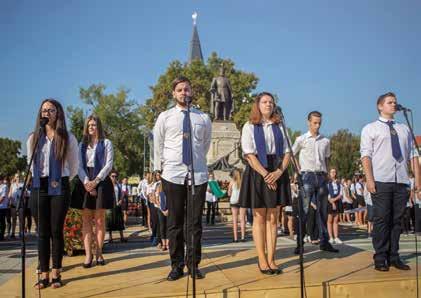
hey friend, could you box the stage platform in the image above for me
[0,224,420,297]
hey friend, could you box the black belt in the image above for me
[301,171,326,175]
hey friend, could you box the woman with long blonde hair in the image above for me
[228,168,246,242]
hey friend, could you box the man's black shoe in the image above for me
[294,246,302,255]
[374,262,389,272]
[188,267,205,279]
[320,243,339,253]
[390,259,411,271]
[167,267,184,281]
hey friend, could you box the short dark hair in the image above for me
[110,169,118,176]
[307,111,322,120]
[376,92,396,113]
[172,76,191,91]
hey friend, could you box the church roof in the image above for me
[188,24,203,63]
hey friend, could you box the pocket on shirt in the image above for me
[193,123,205,141]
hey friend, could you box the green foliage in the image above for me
[0,138,27,177]
[140,52,259,129]
[67,84,146,177]
[66,106,84,141]
[329,129,361,179]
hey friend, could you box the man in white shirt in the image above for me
[292,111,339,254]
[138,174,149,227]
[361,92,420,272]
[153,76,212,281]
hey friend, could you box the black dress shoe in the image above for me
[188,268,205,279]
[390,259,411,270]
[374,262,389,272]
[258,264,274,275]
[167,267,184,281]
[320,243,339,253]
[294,246,302,255]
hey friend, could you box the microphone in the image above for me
[184,96,193,105]
[40,117,49,128]
[396,104,411,112]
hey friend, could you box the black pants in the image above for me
[401,207,411,234]
[306,206,319,240]
[158,209,168,239]
[140,199,148,227]
[162,179,207,269]
[149,204,160,240]
[372,182,409,264]
[206,201,216,224]
[31,177,70,272]
[0,209,7,240]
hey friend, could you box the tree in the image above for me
[67,84,146,178]
[140,52,259,130]
[329,129,361,179]
[0,138,27,177]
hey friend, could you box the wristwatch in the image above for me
[94,177,101,184]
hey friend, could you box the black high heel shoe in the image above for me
[83,256,93,268]
[96,256,106,266]
[258,264,274,275]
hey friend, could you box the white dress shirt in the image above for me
[241,121,290,156]
[138,178,148,200]
[355,182,364,196]
[153,105,212,185]
[78,139,114,184]
[27,133,79,180]
[292,131,331,173]
[0,184,9,209]
[360,116,418,185]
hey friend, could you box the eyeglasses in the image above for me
[41,108,57,114]
[111,175,117,178]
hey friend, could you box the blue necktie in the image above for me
[182,111,192,166]
[386,120,403,162]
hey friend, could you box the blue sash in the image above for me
[81,140,105,180]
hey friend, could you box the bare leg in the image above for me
[327,214,334,240]
[239,207,246,240]
[231,207,239,241]
[266,208,279,269]
[82,209,94,264]
[287,216,294,237]
[253,208,270,270]
[333,214,339,238]
[95,209,106,260]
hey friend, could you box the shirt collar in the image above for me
[305,131,322,140]
[378,116,395,124]
[175,105,187,112]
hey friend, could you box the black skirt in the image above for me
[239,155,291,209]
[71,168,114,210]
[106,205,125,232]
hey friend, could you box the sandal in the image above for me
[51,275,63,289]
[34,278,49,289]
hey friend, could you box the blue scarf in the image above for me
[32,133,63,196]
[253,123,284,168]
[81,140,105,180]
[328,181,341,198]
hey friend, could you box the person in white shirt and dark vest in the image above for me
[292,111,339,254]
[153,76,212,281]
[27,99,79,289]
[71,115,114,268]
[239,92,291,275]
[361,92,420,271]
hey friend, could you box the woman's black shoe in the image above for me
[258,264,274,275]
[51,275,63,289]
[33,278,49,289]
[96,257,106,266]
[83,257,93,268]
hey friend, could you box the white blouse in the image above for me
[241,121,290,156]
[78,139,113,184]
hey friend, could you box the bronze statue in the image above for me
[210,66,233,121]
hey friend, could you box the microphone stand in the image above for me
[277,107,306,298]
[400,108,420,298]
[184,97,197,297]
[18,125,44,298]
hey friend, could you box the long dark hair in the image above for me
[82,114,106,145]
[32,99,69,162]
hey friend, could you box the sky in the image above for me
[1,0,420,154]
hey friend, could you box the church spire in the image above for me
[188,12,203,64]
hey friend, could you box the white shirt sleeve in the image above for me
[241,123,256,155]
[96,139,113,181]
[360,124,373,159]
[153,113,165,171]
[281,125,290,153]
[325,139,331,158]
[203,114,212,155]
[67,134,79,180]
[292,135,302,156]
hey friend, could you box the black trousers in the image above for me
[206,201,216,224]
[306,205,319,240]
[371,182,409,264]
[0,209,7,240]
[162,179,207,269]
[158,209,168,239]
[149,204,160,240]
[140,199,148,226]
[31,177,70,272]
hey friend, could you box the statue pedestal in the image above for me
[207,121,244,181]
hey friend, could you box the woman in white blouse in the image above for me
[27,99,79,289]
[72,115,114,268]
[239,92,291,275]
